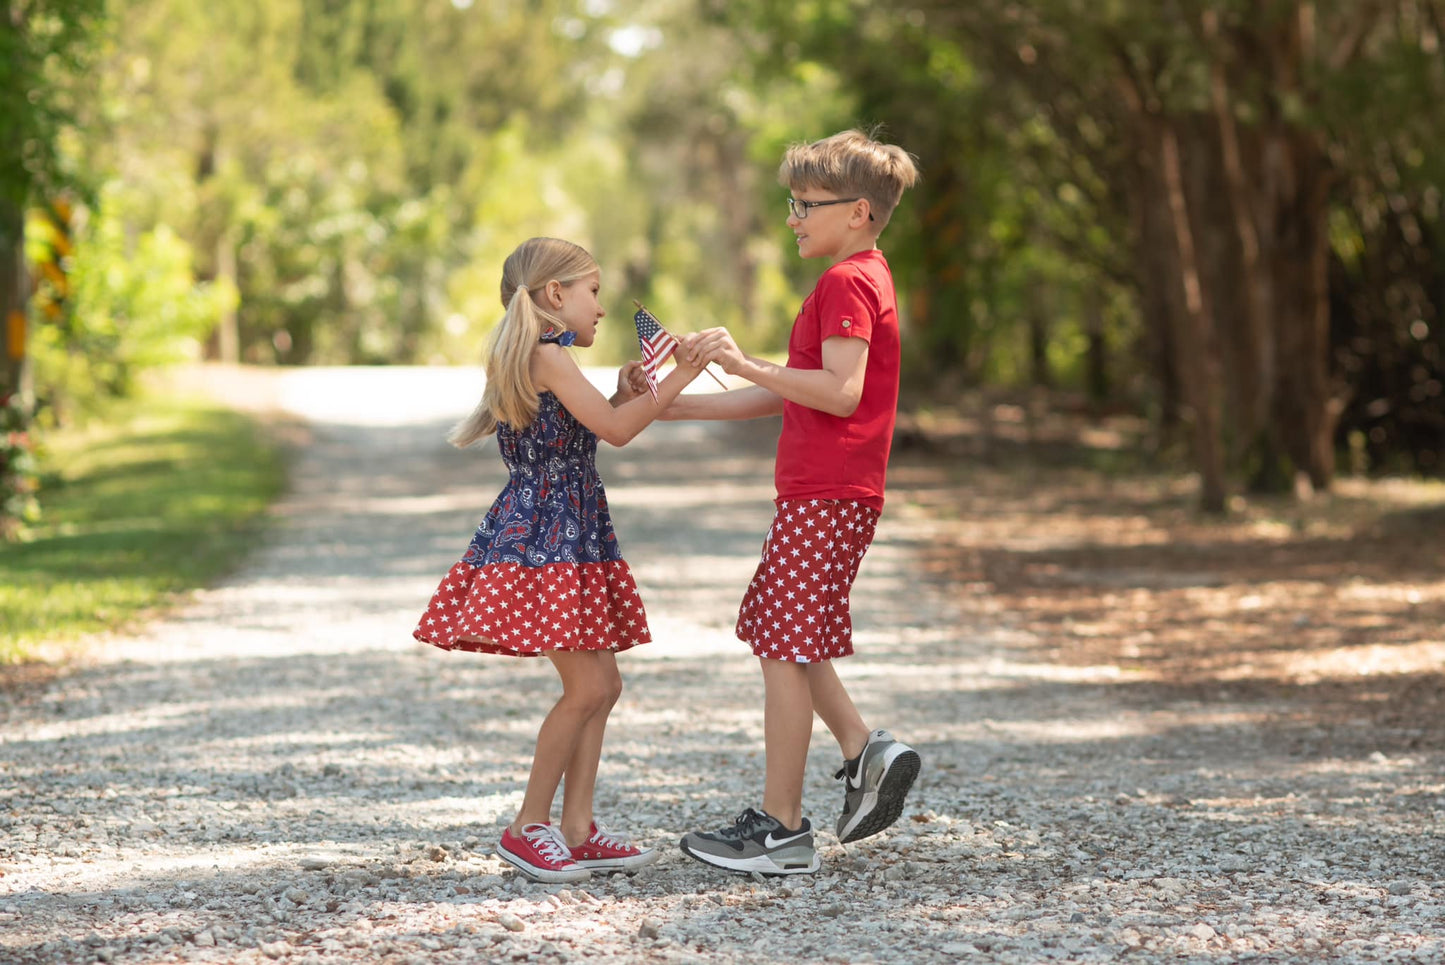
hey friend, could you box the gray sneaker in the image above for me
[834,729,921,843]
[679,808,821,875]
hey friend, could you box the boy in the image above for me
[668,128,922,875]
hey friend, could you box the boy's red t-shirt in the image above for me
[774,248,900,510]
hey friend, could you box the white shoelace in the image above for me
[521,823,573,864]
[588,822,632,850]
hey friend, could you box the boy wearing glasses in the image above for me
[667,128,922,875]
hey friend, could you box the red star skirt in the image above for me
[414,560,651,657]
[736,499,880,663]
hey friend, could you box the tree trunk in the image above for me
[1083,286,1109,410]
[1126,111,1183,443]
[1126,172,1178,453]
[1270,129,1338,493]
[1203,9,1282,491]
[1028,286,1051,389]
[0,198,32,539]
[215,229,239,364]
[719,133,758,334]
[913,161,974,375]
[1158,119,1228,513]
[0,200,26,400]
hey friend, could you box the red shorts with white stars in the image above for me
[414,560,650,656]
[735,499,880,663]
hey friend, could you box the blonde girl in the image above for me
[414,237,701,882]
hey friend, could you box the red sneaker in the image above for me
[568,821,660,872]
[498,823,590,883]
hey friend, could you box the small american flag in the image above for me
[633,306,679,401]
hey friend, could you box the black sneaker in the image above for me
[679,807,821,875]
[834,729,921,843]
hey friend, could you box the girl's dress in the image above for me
[414,331,650,656]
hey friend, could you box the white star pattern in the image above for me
[735,499,879,664]
[414,560,650,657]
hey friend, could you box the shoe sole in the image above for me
[838,746,921,843]
[678,839,821,876]
[497,846,591,883]
[573,849,662,873]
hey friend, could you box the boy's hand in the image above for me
[686,327,748,375]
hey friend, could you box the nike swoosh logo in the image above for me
[763,830,810,848]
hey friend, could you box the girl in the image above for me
[414,237,702,883]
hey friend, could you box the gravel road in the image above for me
[2,365,1442,964]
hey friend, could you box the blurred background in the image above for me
[4,0,1445,528]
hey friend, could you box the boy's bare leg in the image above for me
[759,657,812,830]
[678,657,822,875]
[805,661,871,760]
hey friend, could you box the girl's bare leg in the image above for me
[512,651,618,834]
[558,652,622,846]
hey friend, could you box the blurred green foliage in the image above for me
[26,186,235,419]
[5,0,1444,513]
[0,394,283,659]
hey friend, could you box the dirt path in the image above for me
[2,366,1442,964]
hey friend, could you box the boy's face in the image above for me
[786,187,870,260]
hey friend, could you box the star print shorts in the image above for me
[735,499,881,663]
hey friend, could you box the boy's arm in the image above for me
[661,383,783,421]
[685,328,868,418]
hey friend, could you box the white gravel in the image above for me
[2,365,1443,964]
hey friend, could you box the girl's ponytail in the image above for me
[448,238,598,448]
[447,286,541,446]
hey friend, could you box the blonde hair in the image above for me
[448,238,599,447]
[778,127,920,227]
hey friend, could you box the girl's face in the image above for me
[551,271,605,347]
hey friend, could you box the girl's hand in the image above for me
[673,337,705,373]
[612,360,649,405]
[534,338,704,446]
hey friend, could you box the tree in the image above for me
[0,0,105,536]
[2,1,104,392]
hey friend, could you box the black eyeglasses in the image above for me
[787,197,875,221]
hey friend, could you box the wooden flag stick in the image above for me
[633,301,729,390]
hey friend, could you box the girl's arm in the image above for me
[534,345,702,447]
[685,327,868,418]
[660,384,783,421]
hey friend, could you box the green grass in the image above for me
[0,394,286,661]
